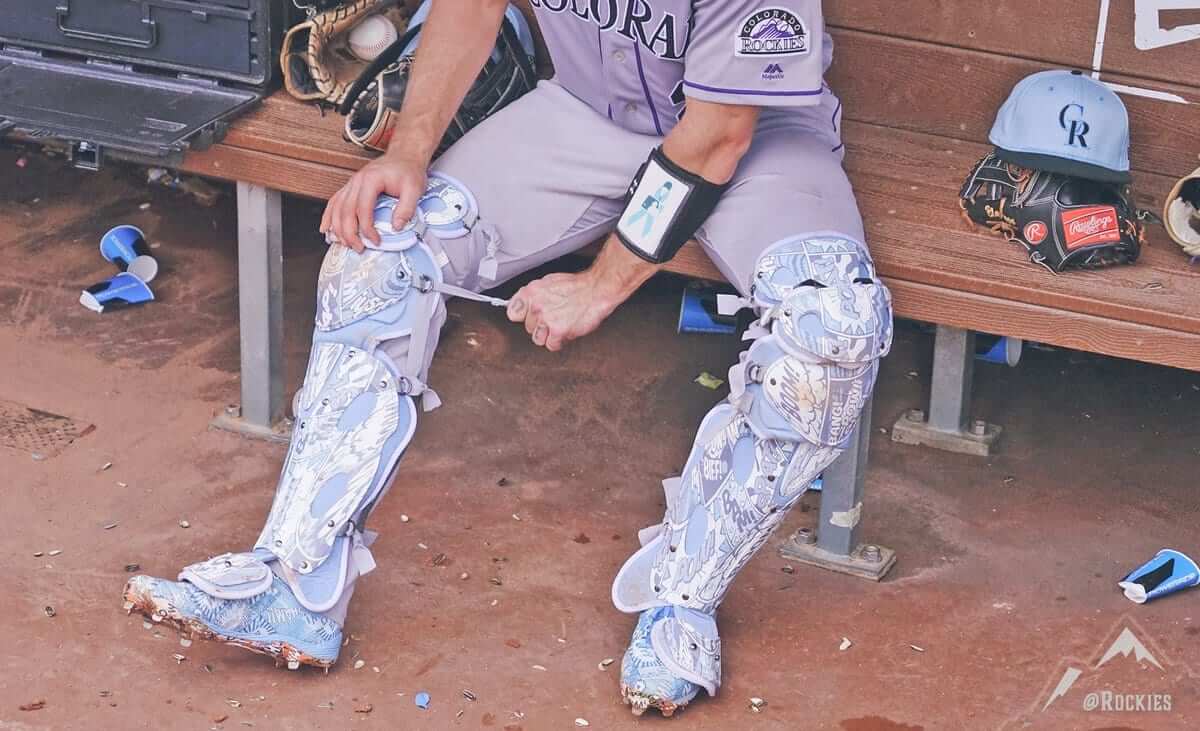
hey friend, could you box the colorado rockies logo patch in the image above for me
[735,8,810,57]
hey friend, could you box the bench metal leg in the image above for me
[891,325,1001,456]
[211,182,290,442]
[780,398,897,581]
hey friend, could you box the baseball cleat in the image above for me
[619,606,700,717]
[122,574,342,670]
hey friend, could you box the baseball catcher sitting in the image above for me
[123,0,892,717]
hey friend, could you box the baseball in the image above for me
[349,15,399,62]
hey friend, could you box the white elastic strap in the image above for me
[435,282,509,308]
[661,476,682,511]
[352,531,378,577]
[727,352,752,403]
[716,294,751,317]
[742,322,770,342]
[637,523,665,547]
[403,289,440,411]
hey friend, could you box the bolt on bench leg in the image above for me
[781,398,897,581]
[211,182,290,442]
[891,325,1001,456]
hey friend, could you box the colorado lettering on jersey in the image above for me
[530,0,687,60]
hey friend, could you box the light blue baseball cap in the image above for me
[990,69,1131,183]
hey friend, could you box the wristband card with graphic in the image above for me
[617,156,695,261]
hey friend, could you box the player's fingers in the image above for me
[337,179,365,253]
[524,305,541,336]
[356,181,382,247]
[532,323,549,348]
[319,188,341,234]
[545,331,565,352]
[506,292,528,322]
[392,177,422,230]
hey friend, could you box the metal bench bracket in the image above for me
[891,325,1002,456]
[781,398,897,581]
[210,182,290,442]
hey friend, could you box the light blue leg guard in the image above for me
[611,233,893,714]
[124,176,508,670]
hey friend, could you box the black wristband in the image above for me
[616,146,729,264]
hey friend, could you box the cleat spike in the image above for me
[179,637,193,648]
[151,612,164,623]
[661,706,676,718]
[143,620,153,630]
[123,601,135,612]
[287,660,300,671]
[631,705,646,717]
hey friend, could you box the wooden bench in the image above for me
[178,2,1200,581]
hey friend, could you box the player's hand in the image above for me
[320,153,427,253]
[506,271,620,352]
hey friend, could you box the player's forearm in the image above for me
[661,101,759,184]
[385,0,510,165]
[584,234,664,309]
[585,103,761,306]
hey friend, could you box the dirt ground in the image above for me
[1,147,1198,731]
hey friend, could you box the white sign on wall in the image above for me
[1091,0,1198,104]
[1134,0,1200,50]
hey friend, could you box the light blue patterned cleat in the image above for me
[620,607,702,717]
[122,572,342,670]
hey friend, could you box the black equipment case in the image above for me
[0,0,294,169]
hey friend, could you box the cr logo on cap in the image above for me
[1059,103,1090,148]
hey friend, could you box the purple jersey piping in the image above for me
[683,80,824,97]
[633,43,664,136]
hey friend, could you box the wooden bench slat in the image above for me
[179,140,1200,370]
[182,114,1200,343]
[838,121,1178,215]
[827,28,1200,181]
[636,249,1200,371]
[885,278,1200,371]
[181,142,350,200]
[860,198,1199,334]
[827,2,1200,91]
[221,95,370,171]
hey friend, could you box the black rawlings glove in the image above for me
[959,153,1144,272]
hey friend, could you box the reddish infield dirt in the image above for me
[1,147,1198,730]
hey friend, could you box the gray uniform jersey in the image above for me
[528,0,834,137]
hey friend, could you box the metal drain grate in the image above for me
[0,399,95,458]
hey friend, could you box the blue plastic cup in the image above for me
[1119,548,1200,604]
[975,335,1023,367]
[100,225,158,283]
[80,272,155,313]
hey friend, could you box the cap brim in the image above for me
[994,147,1131,184]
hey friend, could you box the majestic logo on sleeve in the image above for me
[735,8,810,57]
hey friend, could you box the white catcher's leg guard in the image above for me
[612,233,893,698]
[177,175,508,622]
